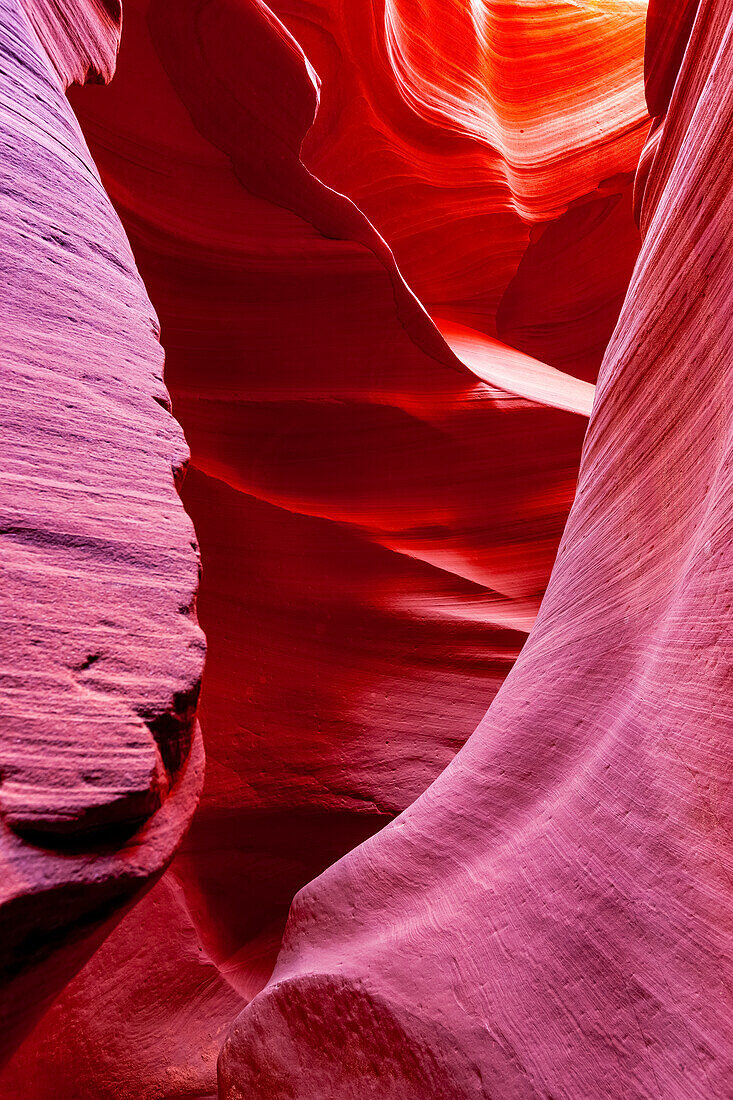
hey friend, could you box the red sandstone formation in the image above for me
[0,0,203,1057]
[219,0,733,1093]
[68,0,642,1002]
[0,10,637,1088]
[2,0,731,1096]
[274,0,646,370]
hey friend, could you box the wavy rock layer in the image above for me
[1,0,652,1094]
[275,0,647,350]
[0,0,203,1055]
[221,1,733,1094]
[1,871,243,1098]
[62,0,612,1016]
[5,0,708,1095]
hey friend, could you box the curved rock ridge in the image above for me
[270,0,647,351]
[56,0,619,1038]
[1,871,244,1098]
[1,0,653,1093]
[644,0,701,119]
[220,0,733,1095]
[495,180,642,382]
[0,0,670,1096]
[0,0,203,1054]
[21,0,121,86]
[312,0,648,216]
[634,0,702,224]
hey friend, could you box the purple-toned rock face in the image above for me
[0,0,203,1050]
[1,0,732,1096]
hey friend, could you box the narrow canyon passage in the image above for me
[2,0,731,1096]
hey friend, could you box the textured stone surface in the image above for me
[64,0,631,1014]
[273,0,648,347]
[221,0,733,1094]
[0,0,203,1054]
[4,0,732,1096]
[1,872,243,1098]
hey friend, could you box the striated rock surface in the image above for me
[3,0,650,1091]
[42,0,650,1051]
[272,0,648,348]
[1,872,244,1098]
[62,0,611,1012]
[6,0,732,1096]
[0,0,203,1054]
[220,0,733,1095]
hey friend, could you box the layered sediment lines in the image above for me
[6,0,726,1097]
[3,1,650,1094]
[54,0,648,1060]
[0,0,203,1054]
[221,1,733,1094]
[274,0,647,355]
